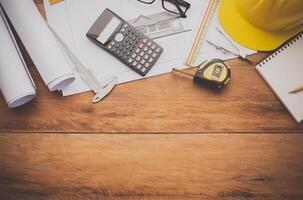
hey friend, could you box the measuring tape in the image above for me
[186,0,220,66]
[173,59,231,90]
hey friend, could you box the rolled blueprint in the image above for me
[0,7,36,108]
[0,0,75,91]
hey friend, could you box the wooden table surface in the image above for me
[0,2,303,200]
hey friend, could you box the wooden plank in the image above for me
[0,59,302,133]
[0,133,303,199]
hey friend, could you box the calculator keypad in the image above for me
[106,23,163,76]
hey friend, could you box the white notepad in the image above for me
[256,32,303,123]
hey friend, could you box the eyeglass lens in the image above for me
[137,0,155,4]
[163,0,188,14]
[138,0,190,17]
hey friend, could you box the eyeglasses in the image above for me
[137,0,191,18]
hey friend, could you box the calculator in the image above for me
[86,8,163,76]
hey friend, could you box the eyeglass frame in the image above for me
[137,0,191,18]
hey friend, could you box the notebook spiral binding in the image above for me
[258,32,303,67]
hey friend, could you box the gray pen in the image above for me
[215,27,253,63]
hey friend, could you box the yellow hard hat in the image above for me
[218,0,303,51]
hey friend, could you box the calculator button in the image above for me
[144,55,149,60]
[111,41,116,45]
[117,50,120,54]
[137,64,142,69]
[147,41,152,46]
[139,43,144,49]
[151,44,156,50]
[136,56,141,61]
[131,53,136,58]
[126,51,131,56]
[115,33,124,42]
[113,48,117,52]
[141,67,147,73]
[132,61,138,66]
[128,58,133,63]
[123,56,128,60]
[156,48,161,53]
[121,28,126,32]
[140,59,146,65]
[145,63,150,68]
[152,53,157,58]
[139,51,144,57]
[143,47,148,51]
[123,23,128,28]
[143,38,148,43]
[135,49,140,53]
[148,58,154,63]
[108,45,112,49]
[148,50,153,55]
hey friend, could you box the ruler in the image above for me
[48,25,117,103]
[186,0,220,66]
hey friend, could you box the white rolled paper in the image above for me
[0,7,36,108]
[0,0,75,91]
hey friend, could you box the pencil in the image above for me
[289,85,303,94]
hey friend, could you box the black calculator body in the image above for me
[86,8,163,76]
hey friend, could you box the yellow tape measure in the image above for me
[48,0,64,5]
[173,59,231,89]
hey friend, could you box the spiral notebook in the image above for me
[256,32,303,123]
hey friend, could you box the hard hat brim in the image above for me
[218,0,303,51]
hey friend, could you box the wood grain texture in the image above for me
[0,2,303,200]
[0,133,303,200]
[0,51,302,133]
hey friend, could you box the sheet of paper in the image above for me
[0,0,75,91]
[257,33,303,123]
[45,0,208,96]
[45,0,256,96]
[0,7,36,108]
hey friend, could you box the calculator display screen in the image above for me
[97,17,121,44]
